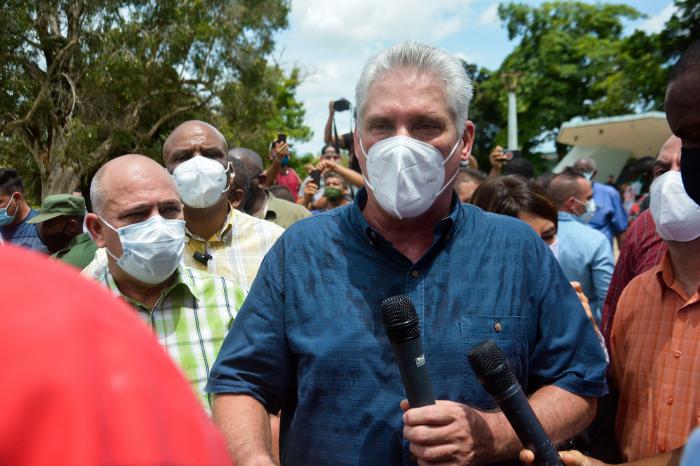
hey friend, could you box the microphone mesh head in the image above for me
[381,295,420,343]
[467,339,518,396]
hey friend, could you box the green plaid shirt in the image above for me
[97,265,246,410]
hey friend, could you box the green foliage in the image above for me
[0,0,309,198]
[468,1,670,173]
[660,0,700,63]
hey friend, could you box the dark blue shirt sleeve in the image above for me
[528,236,608,398]
[206,241,292,414]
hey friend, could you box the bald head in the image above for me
[229,147,264,177]
[573,158,597,175]
[653,135,682,179]
[162,120,228,172]
[90,154,178,218]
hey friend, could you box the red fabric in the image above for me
[0,245,232,465]
[275,168,301,199]
[601,209,668,349]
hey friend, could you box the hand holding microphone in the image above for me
[382,296,495,465]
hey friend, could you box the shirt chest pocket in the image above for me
[459,315,529,407]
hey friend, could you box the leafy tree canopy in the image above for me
[0,0,310,199]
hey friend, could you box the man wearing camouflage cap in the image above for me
[28,194,97,268]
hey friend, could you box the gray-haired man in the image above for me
[208,43,607,465]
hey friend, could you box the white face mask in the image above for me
[359,135,460,219]
[172,156,230,209]
[548,236,560,260]
[574,198,596,224]
[102,215,186,284]
[649,170,700,242]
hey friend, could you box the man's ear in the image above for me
[459,121,476,164]
[229,189,245,211]
[85,213,106,248]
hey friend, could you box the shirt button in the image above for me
[674,350,682,358]
[411,270,419,278]
[667,396,674,406]
[658,441,666,452]
[494,321,503,332]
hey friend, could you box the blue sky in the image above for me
[273,0,676,156]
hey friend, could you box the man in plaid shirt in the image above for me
[85,154,246,409]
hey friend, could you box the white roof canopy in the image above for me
[557,111,671,158]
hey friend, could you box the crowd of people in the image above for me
[0,39,699,466]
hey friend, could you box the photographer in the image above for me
[263,136,301,198]
[302,171,350,213]
[324,99,363,176]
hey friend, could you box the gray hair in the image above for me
[90,164,108,216]
[355,42,473,132]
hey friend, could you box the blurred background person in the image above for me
[0,168,48,253]
[324,99,362,176]
[27,194,97,269]
[228,147,311,229]
[264,138,302,199]
[305,171,351,214]
[455,167,486,203]
[574,158,628,248]
[547,167,614,324]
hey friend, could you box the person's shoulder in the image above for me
[282,204,348,238]
[617,265,659,310]
[595,182,620,198]
[234,208,284,236]
[462,203,535,235]
[269,195,309,215]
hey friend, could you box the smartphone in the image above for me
[277,133,287,143]
[310,169,321,187]
[504,149,521,160]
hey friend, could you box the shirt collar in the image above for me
[654,251,700,303]
[558,211,577,222]
[185,204,235,243]
[103,265,199,311]
[348,187,462,244]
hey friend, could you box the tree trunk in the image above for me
[41,162,80,198]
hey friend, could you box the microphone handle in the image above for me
[391,337,435,408]
[496,385,562,466]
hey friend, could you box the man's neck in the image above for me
[11,201,31,226]
[183,198,230,240]
[362,193,452,264]
[245,189,268,218]
[667,237,700,297]
[108,262,176,310]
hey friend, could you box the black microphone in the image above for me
[193,251,212,265]
[381,295,435,408]
[468,340,562,466]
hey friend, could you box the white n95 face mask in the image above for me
[172,156,230,208]
[360,135,460,219]
[649,170,700,242]
[102,215,186,284]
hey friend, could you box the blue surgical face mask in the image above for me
[281,155,289,165]
[101,215,186,284]
[0,194,17,226]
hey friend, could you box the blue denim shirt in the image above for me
[207,189,608,466]
[589,182,628,244]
